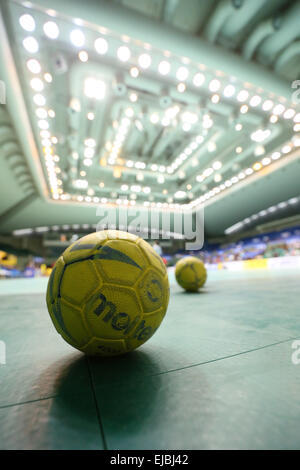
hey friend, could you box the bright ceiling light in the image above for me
[23,36,39,53]
[121,184,128,191]
[273,104,285,115]
[250,95,262,107]
[38,119,49,129]
[36,108,47,119]
[158,60,170,75]
[129,93,138,102]
[176,66,189,81]
[117,45,131,62]
[293,113,300,123]
[43,73,52,83]
[251,129,271,143]
[254,145,265,156]
[143,187,151,194]
[270,114,278,123]
[196,135,204,144]
[85,138,96,147]
[157,175,165,184]
[293,136,300,147]
[174,191,186,199]
[177,82,186,93]
[203,167,213,177]
[78,50,88,62]
[70,29,85,47]
[223,84,235,97]
[150,113,159,124]
[262,157,271,166]
[43,21,59,39]
[84,148,95,158]
[235,123,242,131]
[282,144,292,154]
[94,37,108,54]
[182,111,198,124]
[131,185,141,193]
[203,118,213,129]
[240,104,248,114]
[33,94,46,106]
[211,94,220,104]
[182,122,191,131]
[138,53,151,69]
[208,142,216,152]
[193,72,205,87]
[26,58,41,74]
[253,162,262,171]
[84,78,106,100]
[271,151,281,160]
[209,79,220,92]
[19,14,35,32]
[283,108,295,120]
[87,112,95,120]
[245,168,253,175]
[30,77,44,92]
[130,67,139,78]
[213,161,222,170]
[262,100,273,111]
[74,179,88,189]
[83,159,93,167]
[237,90,249,102]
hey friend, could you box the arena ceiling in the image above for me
[0,0,300,238]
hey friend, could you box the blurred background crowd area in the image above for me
[1,226,300,279]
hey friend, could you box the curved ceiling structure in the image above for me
[0,0,299,239]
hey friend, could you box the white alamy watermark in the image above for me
[96,207,204,250]
[0,340,6,365]
[291,340,300,365]
[291,80,300,105]
[0,80,6,105]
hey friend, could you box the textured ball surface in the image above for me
[175,256,207,292]
[46,230,169,356]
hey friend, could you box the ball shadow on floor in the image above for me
[33,349,167,448]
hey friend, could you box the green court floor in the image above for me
[0,269,300,450]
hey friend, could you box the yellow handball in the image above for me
[46,230,170,356]
[175,256,207,292]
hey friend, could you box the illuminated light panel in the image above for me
[240,104,248,114]
[23,36,39,53]
[176,66,189,81]
[30,77,44,92]
[249,95,262,107]
[262,100,273,111]
[223,84,235,97]
[177,82,186,93]
[84,78,106,100]
[138,53,151,69]
[117,45,131,62]
[130,66,139,78]
[27,58,41,74]
[43,21,59,39]
[283,108,295,120]
[70,29,85,47]
[209,79,220,92]
[158,60,170,75]
[78,50,88,62]
[273,103,285,115]
[237,90,249,102]
[253,162,262,171]
[94,37,108,54]
[19,14,35,32]
[193,73,205,87]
